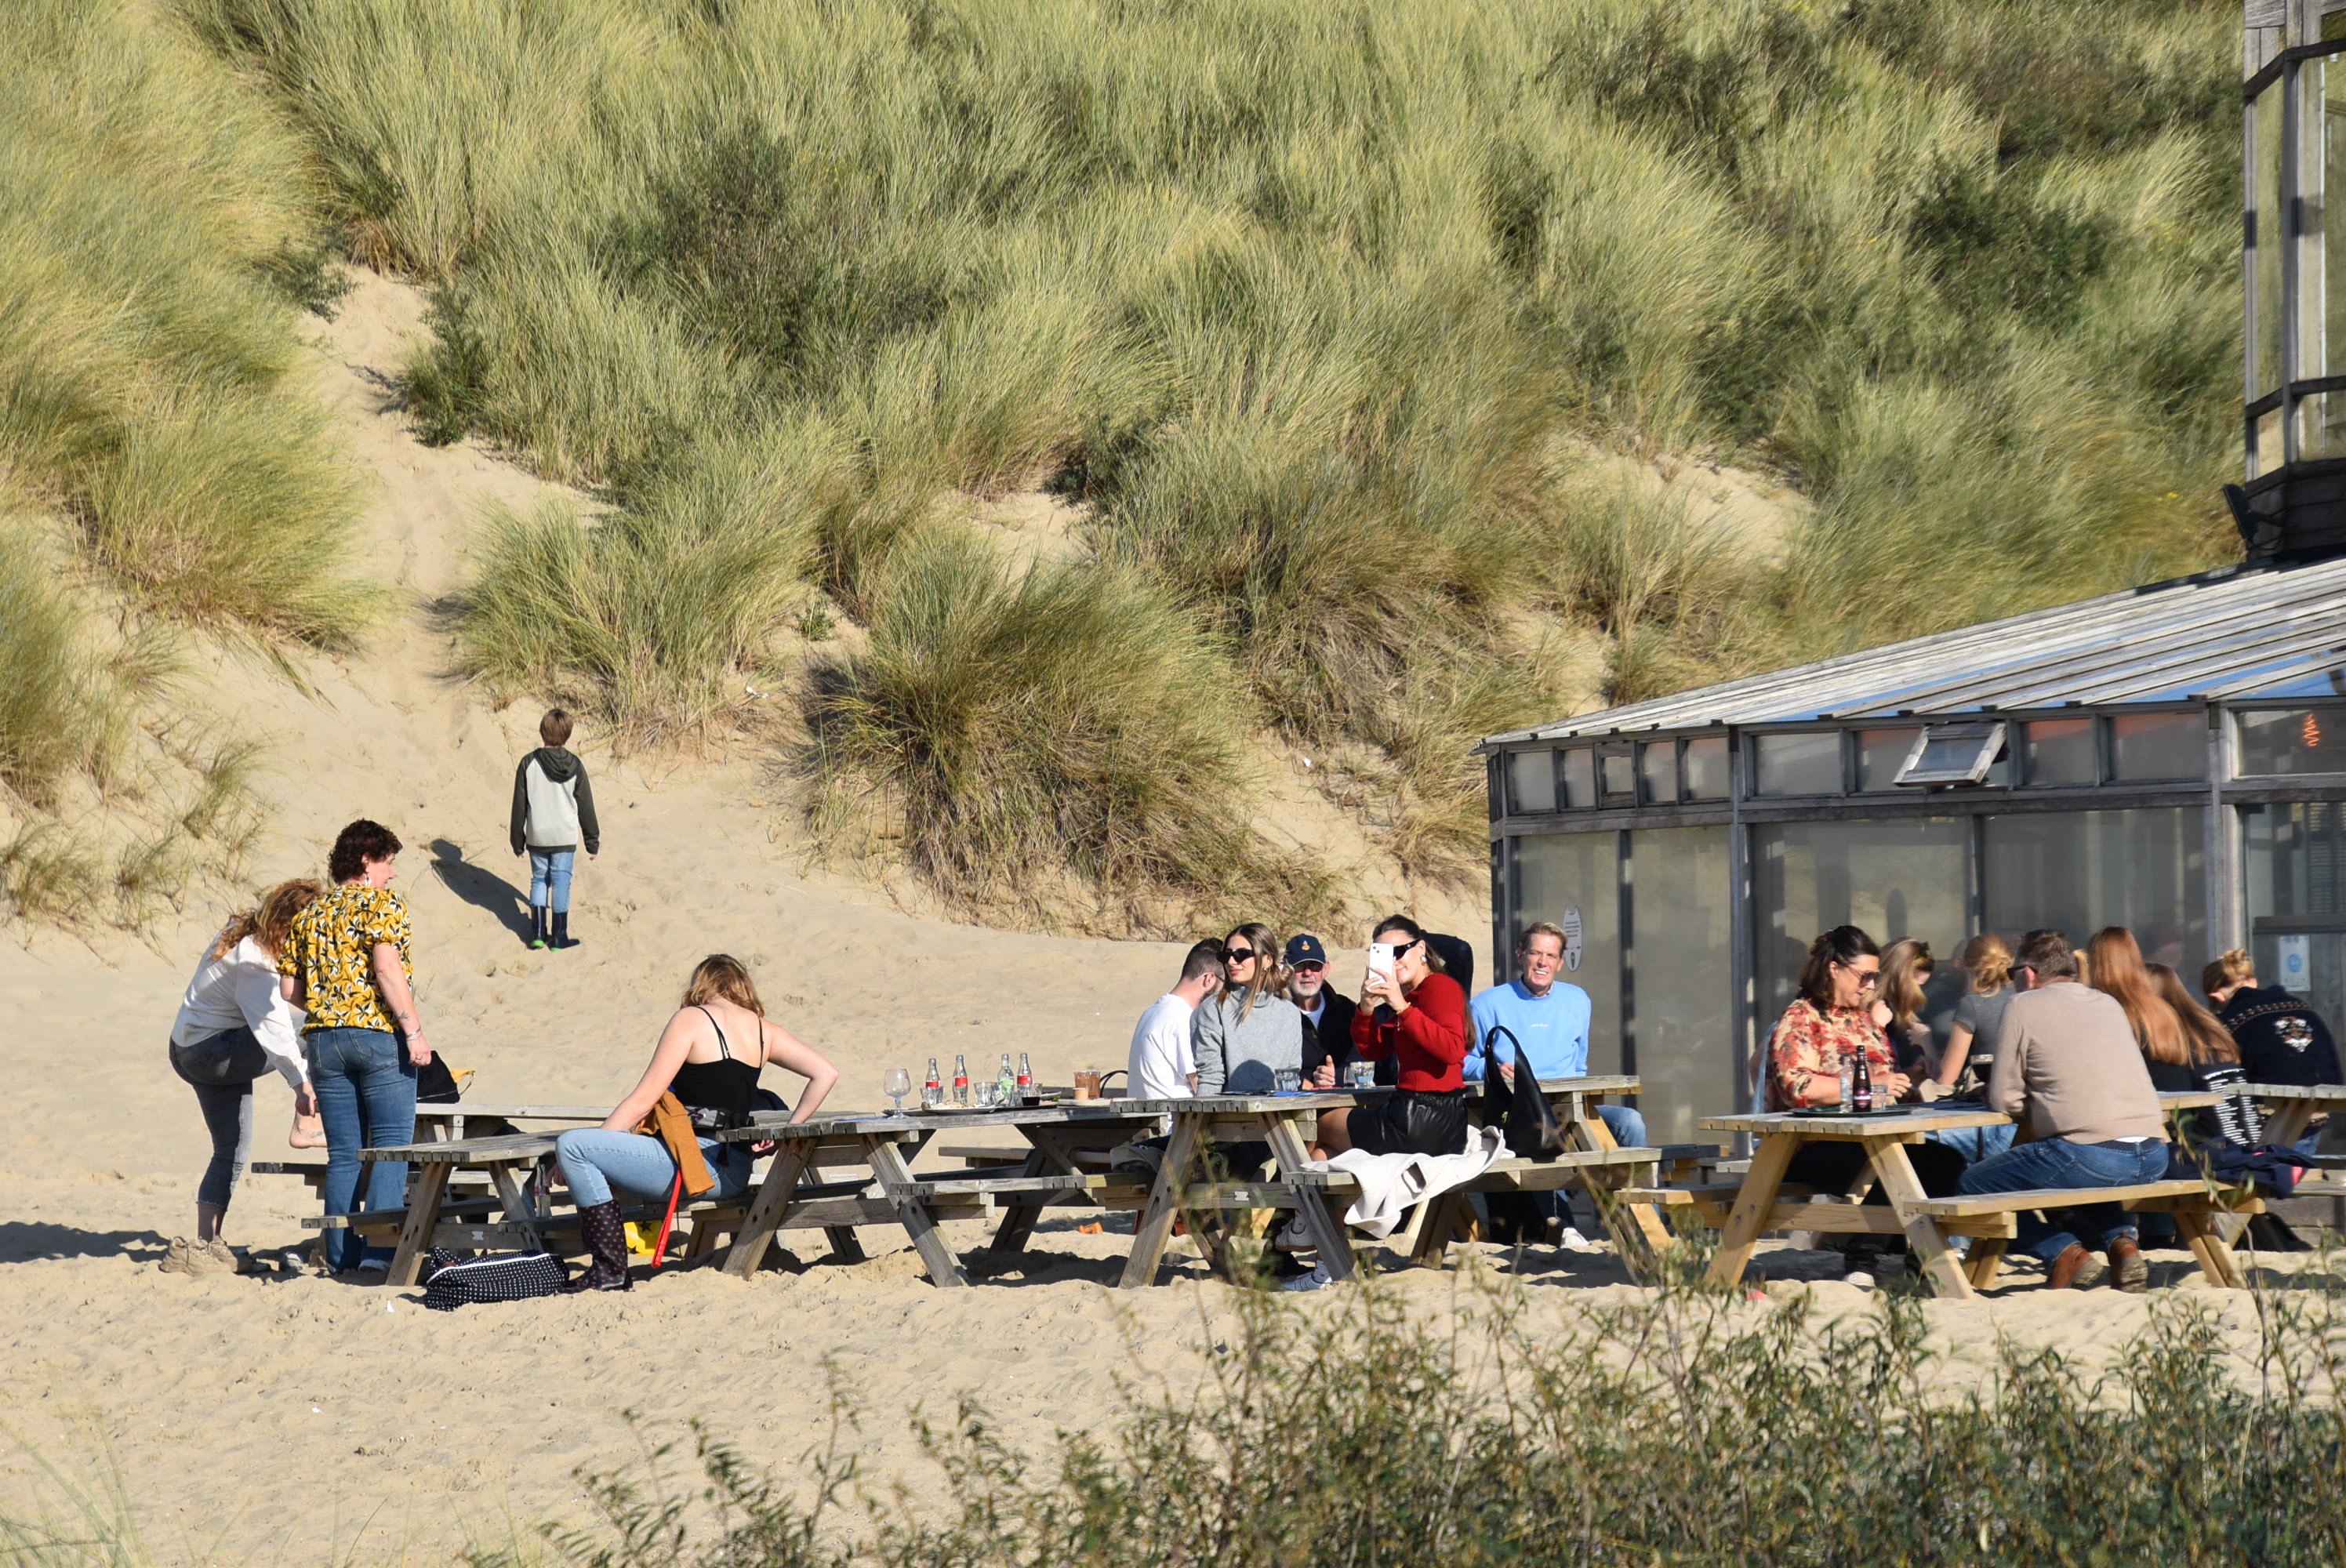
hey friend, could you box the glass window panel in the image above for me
[1640,742,1679,804]
[1512,833,1621,1075]
[1683,735,1730,800]
[2243,802,2346,1033]
[2298,390,2346,460]
[2237,706,2346,774]
[2253,404,2286,480]
[1624,826,1731,1143]
[1560,748,1596,808]
[1982,807,2206,982]
[2257,82,2285,399]
[2304,60,2343,388]
[2109,713,2205,781]
[1600,749,1636,801]
[1857,728,1920,792]
[1753,731,1843,797]
[1753,819,1970,1053]
[2024,718,2099,786]
[1505,750,1556,814]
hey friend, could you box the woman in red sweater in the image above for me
[1315,915,1470,1159]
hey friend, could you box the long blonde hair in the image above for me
[212,879,323,960]
[681,953,765,1015]
[1877,938,1934,1033]
[2149,963,2239,1065]
[1963,933,2013,995]
[2087,927,2189,1066]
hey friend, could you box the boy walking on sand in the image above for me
[510,709,600,950]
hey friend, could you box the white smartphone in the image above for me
[1366,942,1397,982]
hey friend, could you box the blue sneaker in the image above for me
[1278,1262,1333,1293]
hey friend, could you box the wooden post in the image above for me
[387,1163,451,1287]
[1120,1114,1204,1288]
[2175,1206,2246,1289]
[864,1136,969,1288]
[720,1138,809,1280]
[1865,1136,1973,1301]
[1963,1237,2007,1291]
[1264,1114,1355,1281]
[1706,1132,1799,1288]
[1573,1098,1673,1261]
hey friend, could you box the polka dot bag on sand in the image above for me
[420,1248,570,1310]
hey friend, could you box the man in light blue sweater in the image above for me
[1466,923,1646,1149]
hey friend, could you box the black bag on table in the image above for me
[420,1248,569,1310]
[1482,1025,1566,1162]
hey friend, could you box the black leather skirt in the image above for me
[1347,1087,1469,1158]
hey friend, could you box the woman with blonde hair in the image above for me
[1933,935,2014,1091]
[2203,947,2343,1094]
[162,878,323,1277]
[1870,938,1936,1076]
[1192,921,1305,1095]
[554,954,839,1292]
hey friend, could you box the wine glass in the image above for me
[884,1068,911,1112]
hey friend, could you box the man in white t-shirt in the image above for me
[1128,940,1227,1100]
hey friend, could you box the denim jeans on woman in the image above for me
[528,848,575,913]
[169,1026,272,1210]
[554,1127,752,1207]
[308,1027,417,1272]
[1954,1135,2170,1264]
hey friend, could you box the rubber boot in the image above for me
[528,905,547,950]
[563,1200,630,1292]
[551,910,576,950]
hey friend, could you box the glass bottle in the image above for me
[997,1053,1018,1104]
[923,1057,943,1109]
[1016,1051,1034,1102]
[1851,1047,1874,1115]
[952,1053,971,1108]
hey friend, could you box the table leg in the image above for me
[990,1148,1054,1253]
[865,1135,968,1289]
[720,1139,808,1280]
[1571,1105,1673,1262]
[1409,1191,1469,1269]
[1120,1113,1203,1288]
[1963,1237,2007,1291]
[823,1226,866,1263]
[2265,1101,2315,1150]
[1265,1114,1354,1282]
[2175,1207,2246,1289]
[487,1162,547,1253]
[1865,1137,1972,1301]
[1707,1133,1799,1288]
[388,1163,451,1287]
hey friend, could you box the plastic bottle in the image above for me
[997,1053,1017,1103]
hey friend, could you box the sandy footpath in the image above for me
[0,272,2328,1563]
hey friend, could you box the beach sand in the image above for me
[0,271,2323,1563]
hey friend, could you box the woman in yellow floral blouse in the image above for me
[278,818,434,1274]
[1765,925,1965,1211]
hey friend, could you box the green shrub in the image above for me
[491,1274,2346,1568]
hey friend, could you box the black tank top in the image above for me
[667,1006,761,1122]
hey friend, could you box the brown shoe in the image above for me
[2108,1237,2148,1293]
[2047,1243,2109,1290]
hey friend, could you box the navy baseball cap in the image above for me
[1284,934,1328,967]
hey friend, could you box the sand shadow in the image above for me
[427,839,532,942]
[0,1221,169,1264]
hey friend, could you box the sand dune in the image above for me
[0,272,2310,1564]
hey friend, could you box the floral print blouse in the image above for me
[1765,997,1896,1112]
[278,883,412,1034]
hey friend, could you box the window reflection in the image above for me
[2024,718,2098,786]
[1753,731,1842,797]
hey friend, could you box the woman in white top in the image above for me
[163,879,321,1276]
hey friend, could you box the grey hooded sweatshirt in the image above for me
[510,747,601,855]
[1193,989,1307,1095]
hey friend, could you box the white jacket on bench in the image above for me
[1309,1126,1506,1238]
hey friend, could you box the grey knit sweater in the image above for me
[1193,989,1307,1095]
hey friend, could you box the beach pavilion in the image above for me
[1473,2,2346,1144]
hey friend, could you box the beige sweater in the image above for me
[1985,981,2169,1145]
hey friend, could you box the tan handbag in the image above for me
[632,1091,717,1198]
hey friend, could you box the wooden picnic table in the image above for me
[2232,1082,2346,1147]
[1117,1078,1681,1287]
[1691,1106,2261,1299]
[710,1104,1166,1288]
[351,1132,562,1286]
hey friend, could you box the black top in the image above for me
[1300,990,1396,1086]
[669,1006,761,1121]
[2220,985,2343,1087]
[2144,1054,2264,1146]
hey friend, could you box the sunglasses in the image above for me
[1291,960,1326,974]
[1225,946,1258,963]
[1837,962,1881,986]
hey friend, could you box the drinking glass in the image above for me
[1837,1064,1854,1109]
[921,1080,945,1110]
[1348,1061,1375,1090]
[975,1080,1000,1109]
[884,1068,911,1112]
[1275,1067,1302,1094]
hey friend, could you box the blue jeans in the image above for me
[1956,1136,2170,1265]
[1596,1103,1646,1149]
[1927,1121,2017,1164]
[555,1127,752,1208]
[308,1028,417,1272]
[528,848,575,913]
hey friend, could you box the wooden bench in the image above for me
[1905,1178,2263,1289]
